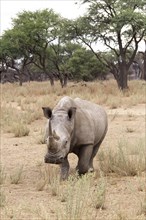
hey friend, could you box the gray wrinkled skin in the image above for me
[42,96,108,180]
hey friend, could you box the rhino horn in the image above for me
[48,121,59,153]
[49,119,53,136]
[49,120,56,148]
[53,130,60,140]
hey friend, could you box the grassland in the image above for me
[0,80,146,220]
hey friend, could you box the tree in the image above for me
[12,9,64,86]
[0,29,32,86]
[66,47,107,81]
[144,39,146,80]
[71,0,146,89]
[0,10,71,86]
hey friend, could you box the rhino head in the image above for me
[42,107,76,164]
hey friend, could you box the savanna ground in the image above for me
[0,80,146,220]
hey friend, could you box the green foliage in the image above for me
[67,47,107,80]
[1,2,145,87]
[76,0,146,89]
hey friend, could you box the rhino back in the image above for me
[73,97,108,146]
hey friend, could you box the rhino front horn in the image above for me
[53,130,60,140]
[49,120,58,152]
[49,119,53,136]
[49,120,55,146]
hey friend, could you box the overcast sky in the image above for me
[1,0,144,51]
[1,0,87,34]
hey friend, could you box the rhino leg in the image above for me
[77,145,93,175]
[59,157,70,180]
[89,139,105,172]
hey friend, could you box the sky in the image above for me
[1,0,87,34]
[1,0,145,51]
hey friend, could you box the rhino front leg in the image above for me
[77,145,93,175]
[59,157,70,180]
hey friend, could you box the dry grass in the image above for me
[57,173,106,220]
[98,139,146,176]
[1,80,145,136]
[58,174,92,220]
[12,122,30,137]
[37,130,46,145]
[92,173,106,210]
[35,167,106,220]
[0,79,145,220]
[34,166,107,220]
[36,165,60,193]
[1,80,145,109]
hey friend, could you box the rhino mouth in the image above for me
[44,155,64,164]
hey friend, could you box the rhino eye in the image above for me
[63,140,68,146]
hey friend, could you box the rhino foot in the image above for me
[88,167,94,173]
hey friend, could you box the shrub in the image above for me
[98,139,146,176]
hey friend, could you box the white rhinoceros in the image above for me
[42,96,108,180]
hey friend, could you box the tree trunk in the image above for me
[59,74,68,88]
[19,71,23,86]
[59,77,64,88]
[144,40,146,81]
[49,76,54,86]
[63,74,68,87]
[15,69,23,86]
[118,62,128,90]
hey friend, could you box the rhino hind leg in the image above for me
[89,138,105,172]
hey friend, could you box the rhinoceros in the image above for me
[42,96,108,180]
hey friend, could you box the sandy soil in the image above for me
[1,103,146,220]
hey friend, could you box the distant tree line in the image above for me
[0,0,146,90]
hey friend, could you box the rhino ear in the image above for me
[42,107,52,119]
[68,107,76,120]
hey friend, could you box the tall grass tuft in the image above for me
[98,139,146,176]
[37,130,46,145]
[36,165,49,191]
[37,165,60,195]
[58,174,92,220]
[47,166,60,196]
[57,173,107,220]
[12,122,30,137]
[91,173,106,209]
